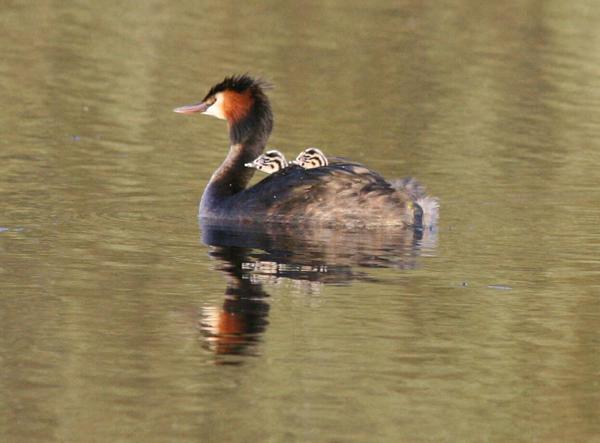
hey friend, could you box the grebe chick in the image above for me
[245,150,288,174]
[291,147,328,169]
[174,75,437,228]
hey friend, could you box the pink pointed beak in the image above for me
[173,101,210,114]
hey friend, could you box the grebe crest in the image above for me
[245,150,288,174]
[291,147,329,169]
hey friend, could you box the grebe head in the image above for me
[244,150,288,174]
[174,75,272,144]
[291,147,328,169]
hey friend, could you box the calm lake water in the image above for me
[2,1,600,442]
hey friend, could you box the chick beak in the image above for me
[173,101,211,114]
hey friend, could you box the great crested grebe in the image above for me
[291,147,329,169]
[174,75,437,228]
[245,149,288,174]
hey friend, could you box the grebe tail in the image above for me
[390,178,439,227]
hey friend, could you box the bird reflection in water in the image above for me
[199,246,270,362]
[198,220,437,362]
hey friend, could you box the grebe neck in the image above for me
[200,102,273,215]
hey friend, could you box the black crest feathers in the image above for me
[203,74,272,100]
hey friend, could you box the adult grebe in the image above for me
[245,150,288,174]
[174,75,437,228]
[292,147,329,169]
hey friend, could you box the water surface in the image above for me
[1,1,600,442]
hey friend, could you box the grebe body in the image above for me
[245,150,288,174]
[174,75,437,228]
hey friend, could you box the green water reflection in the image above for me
[1,1,600,442]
